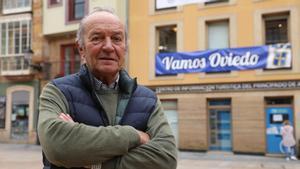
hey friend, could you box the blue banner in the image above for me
[155,44,291,75]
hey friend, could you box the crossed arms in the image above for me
[38,83,177,169]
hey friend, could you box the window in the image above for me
[266,97,292,105]
[204,0,229,5]
[68,0,85,22]
[156,25,177,53]
[264,13,289,45]
[155,0,176,11]
[48,0,62,7]
[0,96,6,129]
[161,100,178,144]
[206,20,230,74]
[2,0,31,14]
[207,20,229,50]
[61,44,81,75]
[0,18,31,74]
[155,25,177,76]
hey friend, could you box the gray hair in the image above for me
[76,7,128,48]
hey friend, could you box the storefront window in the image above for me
[11,91,29,140]
[161,100,178,144]
[0,96,6,128]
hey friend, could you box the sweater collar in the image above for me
[79,64,137,95]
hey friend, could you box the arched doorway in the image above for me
[6,86,34,142]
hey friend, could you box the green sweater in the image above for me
[38,83,177,169]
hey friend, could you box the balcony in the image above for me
[0,55,32,76]
[2,0,32,14]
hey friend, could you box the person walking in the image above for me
[281,120,297,161]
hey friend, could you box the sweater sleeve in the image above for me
[104,99,177,169]
[38,83,140,168]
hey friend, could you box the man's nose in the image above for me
[102,37,114,52]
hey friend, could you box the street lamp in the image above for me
[24,48,42,72]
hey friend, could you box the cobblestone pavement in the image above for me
[0,143,299,169]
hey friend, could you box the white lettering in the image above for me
[209,51,260,68]
[161,57,173,70]
[161,56,206,70]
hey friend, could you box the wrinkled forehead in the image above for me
[83,12,125,33]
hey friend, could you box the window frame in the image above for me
[47,0,63,8]
[206,19,230,50]
[0,15,32,74]
[263,12,290,45]
[205,19,231,74]
[2,0,32,14]
[0,96,6,129]
[204,0,229,5]
[149,21,184,80]
[66,0,87,23]
[60,44,81,76]
[154,0,177,11]
[155,24,178,77]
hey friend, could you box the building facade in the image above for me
[0,0,44,144]
[128,0,300,155]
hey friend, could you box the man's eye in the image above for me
[91,37,100,42]
[112,36,123,42]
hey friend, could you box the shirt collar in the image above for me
[93,74,119,91]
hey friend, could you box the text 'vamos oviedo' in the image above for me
[155,44,291,75]
[162,52,259,71]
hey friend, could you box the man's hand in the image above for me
[59,113,74,123]
[137,130,150,144]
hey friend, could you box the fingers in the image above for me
[137,130,150,144]
[58,113,74,123]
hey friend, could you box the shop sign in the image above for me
[156,43,291,75]
[155,80,300,94]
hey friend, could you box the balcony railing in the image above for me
[0,55,31,76]
[2,0,32,14]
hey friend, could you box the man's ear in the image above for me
[76,40,85,59]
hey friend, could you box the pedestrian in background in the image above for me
[281,120,297,161]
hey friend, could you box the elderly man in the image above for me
[38,7,177,169]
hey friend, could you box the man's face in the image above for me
[79,12,126,80]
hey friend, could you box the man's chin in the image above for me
[97,69,119,76]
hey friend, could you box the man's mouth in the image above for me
[98,57,117,62]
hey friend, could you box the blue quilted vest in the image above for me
[43,64,157,169]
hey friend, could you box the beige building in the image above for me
[128,0,300,155]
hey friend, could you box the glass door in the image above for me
[10,91,29,140]
[208,99,232,151]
